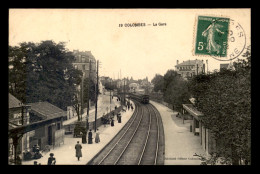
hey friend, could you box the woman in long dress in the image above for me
[202,20,224,54]
[95,129,100,143]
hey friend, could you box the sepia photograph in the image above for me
[8,8,251,165]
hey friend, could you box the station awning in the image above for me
[182,104,204,120]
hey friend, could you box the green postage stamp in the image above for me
[195,16,229,57]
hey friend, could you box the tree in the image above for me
[188,46,251,165]
[104,80,115,91]
[151,70,190,111]
[162,70,190,111]
[9,40,83,110]
[151,74,164,92]
[83,77,96,105]
[9,43,37,103]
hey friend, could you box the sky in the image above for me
[9,9,251,81]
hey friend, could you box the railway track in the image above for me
[87,100,165,165]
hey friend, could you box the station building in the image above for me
[27,101,66,150]
[182,103,216,155]
[175,59,206,80]
[8,93,31,164]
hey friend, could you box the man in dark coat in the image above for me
[75,141,82,161]
[88,130,93,144]
[111,119,114,127]
[47,153,56,165]
[118,113,122,123]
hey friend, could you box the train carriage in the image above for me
[129,93,149,104]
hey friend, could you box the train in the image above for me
[128,93,149,104]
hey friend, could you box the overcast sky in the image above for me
[9,9,251,81]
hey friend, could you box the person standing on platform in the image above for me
[47,153,56,165]
[88,130,93,144]
[118,113,122,123]
[111,119,114,127]
[95,129,100,143]
[82,129,87,144]
[75,141,82,161]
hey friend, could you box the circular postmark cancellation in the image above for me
[194,16,246,61]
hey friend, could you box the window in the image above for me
[82,57,85,62]
[82,65,85,70]
[74,65,78,69]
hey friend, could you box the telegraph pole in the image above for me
[123,78,126,106]
[94,60,99,132]
[110,79,111,112]
[81,73,84,121]
[86,60,91,131]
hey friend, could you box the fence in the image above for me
[54,129,65,147]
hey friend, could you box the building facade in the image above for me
[72,50,97,80]
[175,59,205,80]
[220,62,235,70]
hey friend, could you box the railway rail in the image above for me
[87,100,164,165]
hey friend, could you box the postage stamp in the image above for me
[195,16,229,58]
[194,16,246,61]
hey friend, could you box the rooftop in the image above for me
[9,93,21,109]
[183,104,203,120]
[28,101,66,120]
[176,60,203,67]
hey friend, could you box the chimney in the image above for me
[177,60,179,65]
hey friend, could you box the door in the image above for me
[48,126,52,145]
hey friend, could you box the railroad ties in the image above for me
[87,100,165,165]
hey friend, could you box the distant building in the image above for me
[72,50,97,80]
[175,59,205,80]
[117,79,126,89]
[129,83,140,93]
[220,64,229,69]
[220,62,235,70]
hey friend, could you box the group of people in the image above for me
[84,129,100,144]
[127,101,134,111]
[75,128,100,161]
[24,144,43,161]
[43,129,100,165]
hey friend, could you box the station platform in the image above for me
[150,100,206,165]
[22,98,135,165]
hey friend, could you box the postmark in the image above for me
[194,16,246,61]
